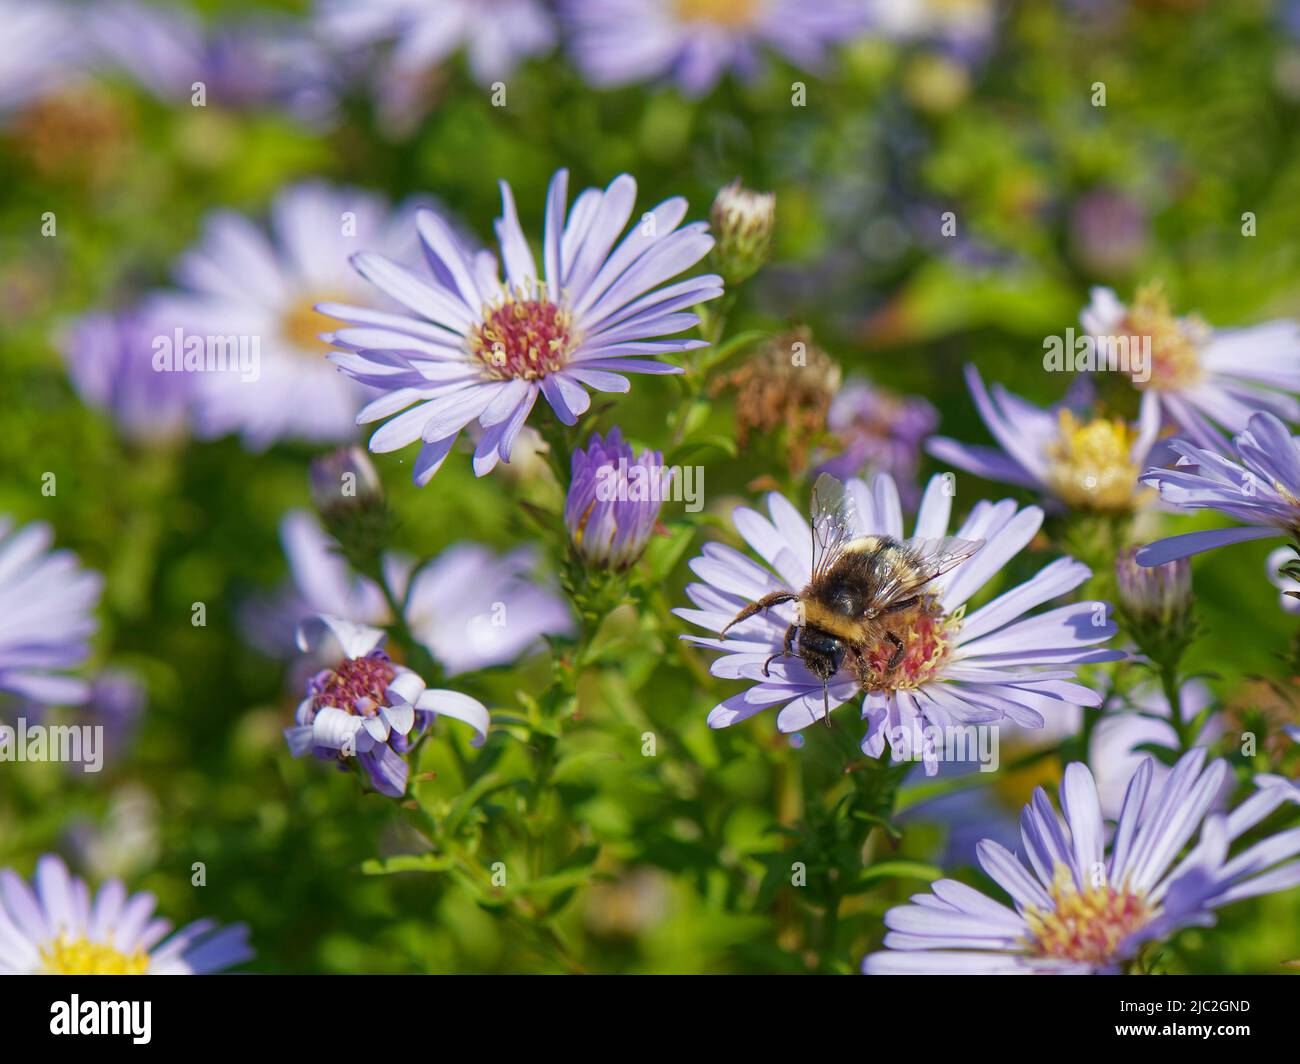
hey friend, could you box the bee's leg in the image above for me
[762,623,798,677]
[822,683,832,729]
[721,591,798,637]
[879,596,920,616]
[885,630,906,670]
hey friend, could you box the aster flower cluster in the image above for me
[17,0,1300,984]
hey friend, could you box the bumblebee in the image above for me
[720,474,984,723]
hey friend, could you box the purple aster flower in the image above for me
[565,427,667,570]
[1082,284,1300,450]
[1267,546,1300,615]
[561,0,866,95]
[152,181,427,450]
[927,364,1160,512]
[285,614,490,797]
[863,750,1300,974]
[59,303,191,444]
[325,168,722,484]
[0,519,102,706]
[0,1,87,121]
[0,854,250,974]
[675,472,1121,774]
[815,376,938,508]
[1136,411,1300,566]
[91,1,339,123]
[255,510,572,676]
[318,0,555,88]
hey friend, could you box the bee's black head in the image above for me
[798,627,845,681]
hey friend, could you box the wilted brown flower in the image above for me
[712,326,841,472]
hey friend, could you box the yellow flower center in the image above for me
[674,0,761,27]
[283,296,342,354]
[1045,410,1142,511]
[40,934,150,975]
[860,597,961,692]
[1024,864,1152,966]
[1121,282,1205,391]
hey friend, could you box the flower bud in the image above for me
[565,428,666,571]
[1116,548,1195,660]
[309,447,390,566]
[310,446,383,516]
[709,179,775,284]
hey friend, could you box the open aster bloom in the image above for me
[319,0,555,87]
[285,615,490,797]
[562,0,866,95]
[1081,284,1300,450]
[60,303,191,445]
[152,181,426,450]
[1136,411,1300,566]
[0,519,102,706]
[927,364,1160,513]
[324,168,721,484]
[863,751,1300,974]
[0,855,250,974]
[675,472,1121,774]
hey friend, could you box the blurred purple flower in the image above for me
[0,519,102,706]
[815,376,937,508]
[0,854,250,973]
[284,615,490,797]
[864,751,1300,974]
[564,0,868,95]
[91,0,339,124]
[1136,412,1300,566]
[325,168,721,484]
[60,303,191,444]
[565,428,666,570]
[1082,285,1300,450]
[561,0,866,95]
[865,0,998,61]
[675,472,1121,773]
[252,510,572,676]
[1069,189,1149,278]
[927,364,1159,513]
[0,1,88,121]
[1089,680,1225,820]
[318,0,555,89]
[151,181,427,450]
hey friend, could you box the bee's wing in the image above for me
[871,536,986,609]
[809,473,861,581]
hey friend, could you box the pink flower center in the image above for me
[1024,864,1152,966]
[470,290,576,381]
[861,596,959,691]
[309,651,396,717]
